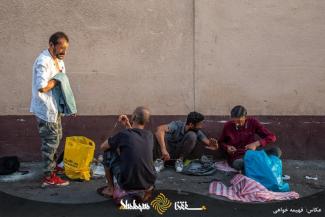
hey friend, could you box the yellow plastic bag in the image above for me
[63,136,95,181]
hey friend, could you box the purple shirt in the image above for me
[219,117,276,164]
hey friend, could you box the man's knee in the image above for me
[232,159,244,171]
[266,147,282,158]
[103,151,121,185]
[184,131,198,143]
[103,150,113,168]
[103,150,120,168]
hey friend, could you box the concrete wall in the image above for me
[1,0,325,116]
[1,1,325,161]
[195,0,325,115]
[0,0,194,115]
[2,115,325,161]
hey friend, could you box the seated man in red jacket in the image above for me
[219,105,281,171]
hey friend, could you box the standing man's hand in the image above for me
[161,149,170,161]
[245,141,260,150]
[226,145,237,155]
[118,114,132,128]
[39,79,57,93]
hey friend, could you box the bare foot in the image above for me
[102,186,113,196]
[143,186,154,202]
[97,186,113,198]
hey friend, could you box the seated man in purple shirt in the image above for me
[219,105,281,171]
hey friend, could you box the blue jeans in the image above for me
[103,150,121,184]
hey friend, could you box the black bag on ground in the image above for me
[0,156,20,175]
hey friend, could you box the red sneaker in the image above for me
[42,172,70,187]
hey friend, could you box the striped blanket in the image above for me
[210,161,299,202]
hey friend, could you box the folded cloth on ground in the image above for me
[214,161,238,172]
[209,174,299,202]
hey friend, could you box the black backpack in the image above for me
[0,156,20,175]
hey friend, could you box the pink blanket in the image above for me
[209,174,299,202]
[211,161,299,202]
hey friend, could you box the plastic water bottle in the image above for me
[154,159,164,173]
[98,155,103,163]
[175,159,184,173]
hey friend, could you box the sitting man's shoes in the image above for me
[42,172,70,187]
[175,159,184,173]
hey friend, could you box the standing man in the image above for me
[219,105,281,171]
[30,32,72,187]
[154,111,218,172]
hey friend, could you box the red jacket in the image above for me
[219,117,276,165]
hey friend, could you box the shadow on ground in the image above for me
[0,160,325,216]
[0,188,324,217]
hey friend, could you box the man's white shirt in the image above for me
[30,49,65,123]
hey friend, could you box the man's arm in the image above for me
[118,115,132,129]
[100,140,111,152]
[35,62,58,93]
[155,124,170,161]
[219,125,237,154]
[245,119,276,150]
[100,115,130,152]
[199,132,219,150]
[218,126,229,151]
[254,118,276,147]
[39,79,57,93]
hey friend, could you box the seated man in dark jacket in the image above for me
[219,105,281,171]
[98,106,156,202]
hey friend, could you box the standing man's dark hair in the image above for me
[49,32,69,46]
[186,111,205,125]
[231,105,247,118]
